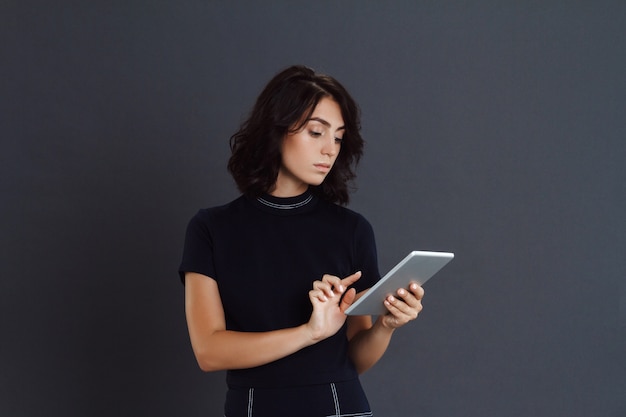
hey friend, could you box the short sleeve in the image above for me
[178,210,216,284]
[351,214,381,293]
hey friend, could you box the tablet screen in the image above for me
[345,251,454,316]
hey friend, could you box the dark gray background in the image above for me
[2,1,625,416]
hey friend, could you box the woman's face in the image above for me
[272,97,344,197]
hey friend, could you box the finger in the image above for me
[322,274,344,294]
[396,288,418,308]
[309,289,328,302]
[339,288,357,312]
[313,280,336,298]
[340,271,362,289]
[393,283,424,310]
[385,294,421,318]
[384,295,409,315]
[383,297,406,326]
[408,282,425,299]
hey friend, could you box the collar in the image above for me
[252,189,318,215]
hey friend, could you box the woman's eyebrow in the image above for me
[308,117,345,131]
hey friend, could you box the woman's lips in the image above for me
[314,163,331,172]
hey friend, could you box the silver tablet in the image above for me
[345,251,454,316]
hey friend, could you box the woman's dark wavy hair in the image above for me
[227,65,363,205]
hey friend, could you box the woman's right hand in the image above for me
[306,271,362,341]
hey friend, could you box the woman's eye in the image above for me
[309,130,323,137]
[334,137,343,144]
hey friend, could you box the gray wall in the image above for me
[2,1,625,416]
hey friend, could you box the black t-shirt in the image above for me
[179,190,380,388]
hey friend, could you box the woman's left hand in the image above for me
[380,282,424,329]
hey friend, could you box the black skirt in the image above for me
[224,379,372,417]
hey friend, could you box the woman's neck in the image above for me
[268,182,309,198]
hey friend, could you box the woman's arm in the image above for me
[185,271,361,372]
[347,283,425,374]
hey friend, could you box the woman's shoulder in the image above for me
[317,199,372,226]
[190,195,249,223]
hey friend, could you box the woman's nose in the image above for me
[321,136,337,156]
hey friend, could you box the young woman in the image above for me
[179,65,424,417]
